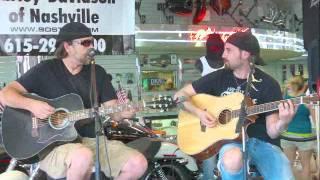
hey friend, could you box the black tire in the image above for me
[142,161,194,180]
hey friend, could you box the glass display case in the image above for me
[141,70,176,92]
[137,54,182,117]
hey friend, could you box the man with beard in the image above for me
[1,22,147,180]
[174,31,295,180]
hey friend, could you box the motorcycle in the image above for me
[127,137,200,180]
[106,119,201,180]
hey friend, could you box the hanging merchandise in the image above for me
[210,0,231,16]
[167,0,193,15]
[193,0,207,24]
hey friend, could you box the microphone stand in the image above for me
[89,52,103,180]
[235,57,255,180]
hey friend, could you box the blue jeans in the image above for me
[201,155,217,180]
[218,138,294,180]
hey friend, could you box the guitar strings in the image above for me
[32,112,69,127]
[31,103,149,128]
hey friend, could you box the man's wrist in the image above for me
[276,120,289,133]
[195,108,205,117]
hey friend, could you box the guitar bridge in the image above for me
[200,122,206,132]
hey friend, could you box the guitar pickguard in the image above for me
[36,122,76,144]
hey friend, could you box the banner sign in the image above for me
[0,0,135,56]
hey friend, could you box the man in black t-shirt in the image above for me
[174,32,295,179]
[2,22,147,180]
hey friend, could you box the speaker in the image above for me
[307,39,320,92]
[303,1,319,92]
[302,0,319,49]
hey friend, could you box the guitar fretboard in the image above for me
[230,94,317,118]
[66,102,144,121]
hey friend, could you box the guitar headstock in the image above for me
[144,95,175,112]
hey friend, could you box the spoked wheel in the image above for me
[143,161,194,180]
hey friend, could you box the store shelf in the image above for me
[140,66,178,71]
[137,111,178,117]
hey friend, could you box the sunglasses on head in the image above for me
[72,39,94,47]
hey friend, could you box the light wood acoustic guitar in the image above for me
[177,92,319,160]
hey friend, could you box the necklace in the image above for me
[234,76,247,89]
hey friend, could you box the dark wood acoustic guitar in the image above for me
[1,93,173,163]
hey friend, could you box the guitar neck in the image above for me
[231,94,316,118]
[68,102,144,122]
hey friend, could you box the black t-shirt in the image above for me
[17,59,117,137]
[192,68,282,146]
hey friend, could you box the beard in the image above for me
[224,62,231,69]
[79,56,91,65]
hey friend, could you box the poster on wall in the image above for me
[0,0,135,56]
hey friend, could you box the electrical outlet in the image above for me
[170,54,177,64]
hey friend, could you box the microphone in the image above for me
[87,48,96,61]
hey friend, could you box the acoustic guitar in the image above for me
[1,93,174,163]
[177,92,318,160]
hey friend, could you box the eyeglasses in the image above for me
[72,39,94,47]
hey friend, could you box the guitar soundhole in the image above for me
[49,108,69,130]
[219,109,232,125]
